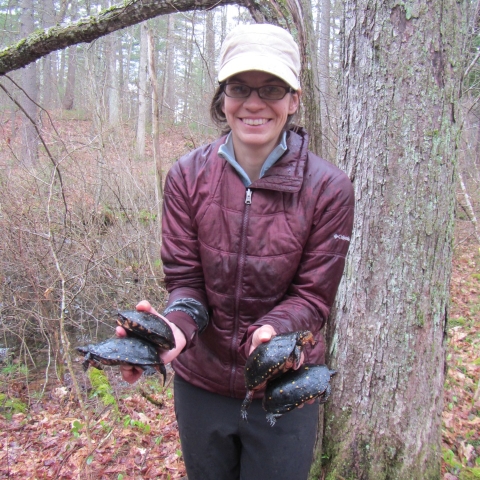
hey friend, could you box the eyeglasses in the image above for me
[223,83,293,100]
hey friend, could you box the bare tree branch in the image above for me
[0,0,243,75]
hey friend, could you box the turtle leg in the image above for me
[318,383,332,404]
[293,344,303,368]
[266,412,282,427]
[159,363,167,386]
[240,390,254,420]
[82,357,90,372]
[82,357,104,372]
[141,365,159,377]
[82,353,102,372]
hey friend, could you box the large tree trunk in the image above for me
[320,1,466,478]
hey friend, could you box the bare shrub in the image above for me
[0,110,209,381]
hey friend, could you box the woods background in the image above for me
[0,0,479,478]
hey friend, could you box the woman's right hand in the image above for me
[116,300,187,384]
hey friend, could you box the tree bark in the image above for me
[318,0,331,161]
[19,0,38,166]
[320,1,466,478]
[147,25,163,217]
[62,0,79,111]
[136,23,148,157]
[162,14,176,123]
[41,0,59,109]
[106,31,119,125]
[62,45,77,110]
[0,0,242,76]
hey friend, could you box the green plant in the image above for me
[448,316,467,328]
[88,368,118,410]
[443,447,462,470]
[138,209,157,224]
[459,467,480,479]
[1,361,28,377]
[71,420,84,438]
[0,393,28,419]
[123,414,151,434]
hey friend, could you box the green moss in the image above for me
[0,393,28,418]
[88,368,118,411]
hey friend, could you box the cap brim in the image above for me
[218,55,300,91]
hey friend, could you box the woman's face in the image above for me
[221,71,299,153]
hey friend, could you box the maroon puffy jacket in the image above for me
[161,128,354,399]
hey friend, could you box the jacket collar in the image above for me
[212,127,309,193]
[249,128,308,193]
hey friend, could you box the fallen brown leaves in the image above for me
[0,370,186,479]
[442,227,480,479]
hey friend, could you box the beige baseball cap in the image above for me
[218,24,301,91]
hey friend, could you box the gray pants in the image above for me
[174,375,319,480]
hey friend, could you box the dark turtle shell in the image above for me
[262,364,336,426]
[117,310,176,350]
[240,330,315,420]
[76,337,167,384]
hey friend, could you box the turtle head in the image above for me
[297,330,316,347]
[76,345,91,355]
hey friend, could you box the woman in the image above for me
[118,23,354,480]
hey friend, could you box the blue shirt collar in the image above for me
[218,132,288,187]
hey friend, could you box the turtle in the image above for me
[116,310,176,350]
[240,330,316,420]
[262,364,336,426]
[76,337,168,384]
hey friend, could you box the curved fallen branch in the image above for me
[0,0,242,75]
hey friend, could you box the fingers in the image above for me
[116,325,127,338]
[159,322,187,364]
[293,352,305,370]
[136,301,175,330]
[119,365,144,384]
[297,398,317,409]
[257,327,275,343]
[249,325,277,355]
[136,300,157,314]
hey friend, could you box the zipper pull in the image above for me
[245,188,252,205]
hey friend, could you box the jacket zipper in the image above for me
[229,188,253,395]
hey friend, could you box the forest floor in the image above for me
[441,222,480,480]
[0,231,479,479]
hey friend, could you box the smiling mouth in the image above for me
[242,118,269,126]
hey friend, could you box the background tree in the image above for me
[320,0,467,477]
[136,22,149,157]
[19,0,38,165]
